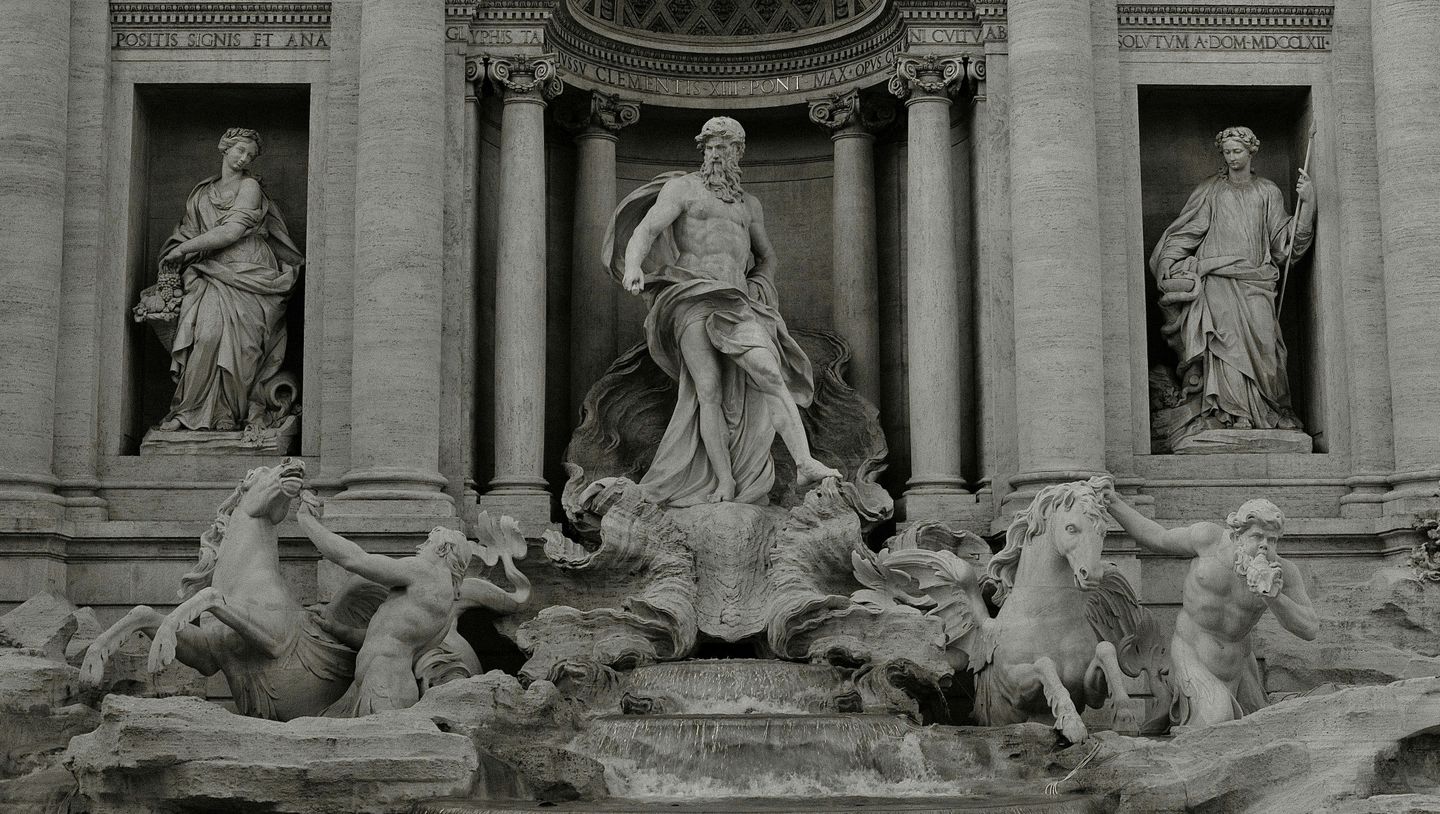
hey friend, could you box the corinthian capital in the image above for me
[487,54,564,101]
[807,90,896,135]
[558,91,641,136]
[888,53,969,101]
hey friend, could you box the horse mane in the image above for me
[986,480,1107,606]
[178,470,255,600]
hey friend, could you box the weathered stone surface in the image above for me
[1061,677,1440,813]
[1256,568,1440,690]
[412,672,606,802]
[0,592,80,661]
[0,650,98,814]
[65,694,478,814]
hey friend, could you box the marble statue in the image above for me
[134,127,304,453]
[298,499,533,716]
[1149,125,1315,453]
[603,116,840,507]
[851,476,1169,741]
[80,459,366,720]
[1104,488,1318,726]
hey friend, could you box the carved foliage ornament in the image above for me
[488,53,565,100]
[591,91,642,131]
[807,90,896,134]
[557,91,642,135]
[887,53,981,100]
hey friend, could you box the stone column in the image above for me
[808,90,893,407]
[334,0,451,518]
[0,0,69,519]
[1372,0,1440,513]
[561,91,640,417]
[889,55,970,517]
[482,55,563,527]
[1004,0,1107,507]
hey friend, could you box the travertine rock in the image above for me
[1063,677,1440,813]
[0,592,80,661]
[1256,567,1440,690]
[411,673,606,802]
[65,694,478,814]
[0,650,98,814]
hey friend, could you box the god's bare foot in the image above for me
[796,458,842,487]
[707,477,737,503]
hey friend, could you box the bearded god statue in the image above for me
[602,116,840,507]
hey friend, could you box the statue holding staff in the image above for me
[1150,125,1315,451]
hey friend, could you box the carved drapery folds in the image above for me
[487,53,565,101]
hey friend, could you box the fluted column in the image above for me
[809,90,893,407]
[890,55,971,517]
[1004,0,1107,507]
[561,91,639,417]
[482,54,562,527]
[0,0,69,519]
[1373,0,1440,514]
[335,0,451,517]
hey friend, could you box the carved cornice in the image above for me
[109,2,330,27]
[447,0,478,24]
[488,53,565,100]
[807,90,895,135]
[1116,4,1331,51]
[557,91,641,134]
[1117,4,1332,29]
[888,53,973,101]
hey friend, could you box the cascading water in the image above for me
[571,713,967,798]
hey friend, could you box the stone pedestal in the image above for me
[333,0,453,520]
[0,0,69,519]
[889,55,970,515]
[562,92,640,416]
[808,91,891,408]
[1373,0,1440,514]
[482,55,564,530]
[1173,429,1313,455]
[1004,0,1107,508]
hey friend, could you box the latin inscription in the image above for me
[113,30,330,49]
[905,24,1005,45]
[555,50,896,98]
[1118,32,1330,51]
[446,25,544,46]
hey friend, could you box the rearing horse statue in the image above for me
[81,459,372,720]
[853,476,1168,741]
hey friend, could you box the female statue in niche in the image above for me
[149,127,304,440]
[1149,125,1315,453]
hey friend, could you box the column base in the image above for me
[901,475,981,527]
[1341,473,1390,519]
[330,466,456,521]
[1382,470,1440,516]
[0,474,65,521]
[480,477,552,533]
[1000,470,1109,515]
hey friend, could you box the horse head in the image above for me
[988,477,1110,602]
[236,457,306,526]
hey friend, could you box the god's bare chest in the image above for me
[681,191,751,230]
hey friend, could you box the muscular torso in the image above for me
[358,564,454,666]
[670,174,753,283]
[1175,535,1268,681]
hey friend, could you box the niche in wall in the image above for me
[1137,85,1323,454]
[124,84,310,454]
